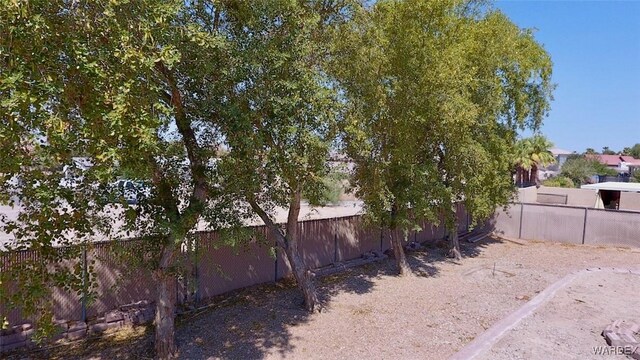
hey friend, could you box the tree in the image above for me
[335,0,553,263]
[514,139,534,187]
[527,135,556,186]
[218,1,354,311]
[542,176,575,188]
[591,160,619,176]
[315,168,349,206]
[0,2,242,358]
[513,136,555,187]
[601,146,616,155]
[560,155,616,185]
[561,156,595,185]
[585,148,598,155]
[623,143,640,159]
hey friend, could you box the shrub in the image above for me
[543,176,575,188]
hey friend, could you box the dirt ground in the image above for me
[9,236,640,360]
[478,270,640,360]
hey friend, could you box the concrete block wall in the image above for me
[0,302,155,353]
[536,186,598,207]
[620,191,640,211]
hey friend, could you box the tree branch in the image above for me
[247,196,287,249]
[154,60,209,225]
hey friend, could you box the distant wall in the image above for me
[490,203,640,248]
[536,186,598,207]
[517,187,537,203]
[620,191,640,211]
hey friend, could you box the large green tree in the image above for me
[218,1,355,312]
[336,0,553,265]
[561,155,617,185]
[0,2,241,358]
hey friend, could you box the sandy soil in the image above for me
[9,237,640,360]
[478,270,640,360]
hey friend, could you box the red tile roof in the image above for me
[587,154,640,166]
[622,156,640,166]
[587,154,620,166]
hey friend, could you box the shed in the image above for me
[580,182,640,210]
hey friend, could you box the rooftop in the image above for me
[586,154,640,166]
[580,182,640,193]
[549,147,573,156]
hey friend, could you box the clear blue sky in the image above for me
[495,0,640,153]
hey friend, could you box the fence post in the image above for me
[581,208,588,245]
[195,237,200,305]
[274,239,278,282]
[334,233,338,263]
[518,202,524,239]
[81,246,87,323]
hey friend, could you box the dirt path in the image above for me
[9,237,640,359]
[476,269,640,360]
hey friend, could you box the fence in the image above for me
[1,205,470,328]
[491,202,640,248]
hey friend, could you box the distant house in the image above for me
[547,148,574,171]
[587,154,640,174]
[539,148,574,180]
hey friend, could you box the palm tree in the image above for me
[527,135,556,186]
[514,135,556,187]
[514,139,534,187]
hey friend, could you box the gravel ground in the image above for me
[478,270,640,360]
[11,236,640,360]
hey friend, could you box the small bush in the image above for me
[542,176,575,188]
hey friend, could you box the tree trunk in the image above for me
[284,187,319,312]
[389,203,411,276]
[530,164,539,186]
[153,246,178,360]
[448,227,462,260]
[515,166,522,186]
[247,188,320,312]
[447,206,462,260]
[284,237,319,311]
[390,228,411,276]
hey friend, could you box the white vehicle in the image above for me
[111,179,151,205]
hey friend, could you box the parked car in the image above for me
[109,179,151,205]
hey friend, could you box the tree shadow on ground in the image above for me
[3,325,155,360]
[173,260,399,360]
[20,263,388,359]
[10,235,502,360]
[410,234,504,272]
[170,236,505,359]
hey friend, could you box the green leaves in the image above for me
[219,1,350,213]
[336,0,554,231]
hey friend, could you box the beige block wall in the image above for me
[535,186,598,207]
[517,187,538,203]
[619,191,640,211]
